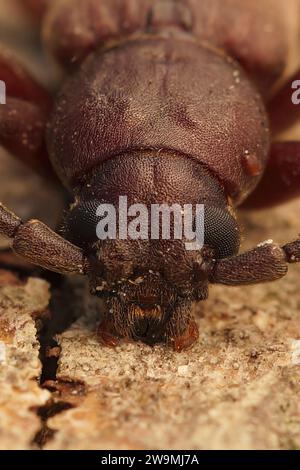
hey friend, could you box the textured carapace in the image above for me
[48,37,270,204]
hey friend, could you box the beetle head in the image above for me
[61,154,240,343]
[62,199,240,301]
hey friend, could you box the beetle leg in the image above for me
[210,239,299,286]
[269,69,300,136]
[0,46,51,110]
[41,0,152,69]
[0,202,86,275]
[97,318,121,348]
[242,142,300,209]
[167,320,199,353]
[0,47,53,177]
[17,0,48,22]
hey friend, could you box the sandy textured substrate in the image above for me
[0,272,51,449]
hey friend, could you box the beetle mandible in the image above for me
[0,0,300,351]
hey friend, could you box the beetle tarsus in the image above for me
[243,142,300,209]
[168,320,199,353]
[97,318,121,348]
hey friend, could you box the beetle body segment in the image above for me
[48,36,269,204]
[43,0,298,96]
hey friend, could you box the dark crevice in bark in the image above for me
[33,277,87,449]
[32,401,75,449]
[38,276,82,384]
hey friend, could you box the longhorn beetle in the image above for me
[0,0,300,351]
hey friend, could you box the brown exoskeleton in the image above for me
[0,0,300,351]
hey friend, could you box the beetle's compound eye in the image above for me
[203,206,240,259]
[63,200,101,246]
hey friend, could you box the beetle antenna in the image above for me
[0,203,86,275]
[210,238,300,286]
